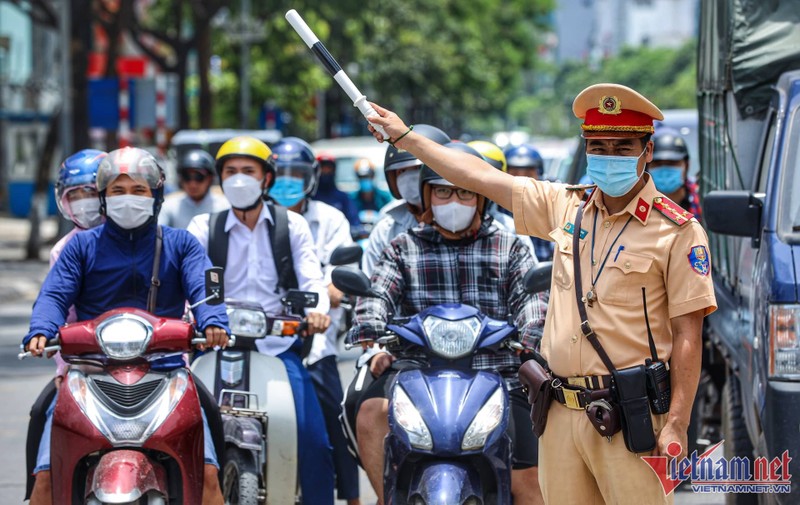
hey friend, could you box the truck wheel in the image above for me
[223,449,260,505]
[721,375,758,505]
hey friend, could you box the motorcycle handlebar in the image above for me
[191,334,237,347]
[18,344,62,360]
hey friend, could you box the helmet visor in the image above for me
[274,162,317,196]
[97,149,164,192]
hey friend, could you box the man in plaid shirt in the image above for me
[348,142,547,504]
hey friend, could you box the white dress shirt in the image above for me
[159,190,230,229]
[301,200,353,365]
[188,204,330,356]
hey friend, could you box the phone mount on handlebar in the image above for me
[281,290,319,316]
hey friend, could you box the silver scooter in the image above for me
[192,290,318,505]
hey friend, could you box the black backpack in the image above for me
[207,203,298,292]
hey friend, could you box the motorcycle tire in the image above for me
[223,449,259,505]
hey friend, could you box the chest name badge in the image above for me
[688,245,710,276]
[564,222,587,239]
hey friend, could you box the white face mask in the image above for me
[396,169,421,206]
[105,195,154,230]
[432,201,477,233]
[222,173,264,209]
[70,198,103,229]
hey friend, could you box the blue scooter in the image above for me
[332,265,541,505]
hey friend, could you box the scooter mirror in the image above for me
[523,262,553,294]
[205,267,225,305]
[330,245,363,266]
[332,266,377,298]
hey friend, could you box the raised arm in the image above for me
[367,103,516,211]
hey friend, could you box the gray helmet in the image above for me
[384,124,450,199]
[178,149,215,174]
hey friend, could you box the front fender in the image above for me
[85,450,167,503]
[223,414,263,452]
[407,461,481,505]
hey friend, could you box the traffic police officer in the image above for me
[364,83,717,504]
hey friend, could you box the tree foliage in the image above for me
[510,40,698,137]
[207,0,553,138]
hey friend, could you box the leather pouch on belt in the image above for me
[518,360,553,438]
[585,395,621,438]
[612,365,656,453]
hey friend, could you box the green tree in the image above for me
[514,40,698,137]
[209,0,554,138]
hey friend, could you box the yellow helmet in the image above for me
[468,140,507,172]
[215,136,275,178]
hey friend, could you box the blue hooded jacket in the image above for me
[24,221,229,344]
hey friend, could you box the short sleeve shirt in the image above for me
[512,175,717,376]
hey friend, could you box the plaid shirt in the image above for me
[348,219,547,388]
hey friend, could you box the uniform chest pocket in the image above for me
[549,227,582,291]
[596,250,655,306]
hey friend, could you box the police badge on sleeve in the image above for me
[688,245,710,276]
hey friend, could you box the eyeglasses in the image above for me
[431,186,476,201]
[180,172,209,183]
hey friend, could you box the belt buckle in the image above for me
[562,387,583,410]
[567,376,588,387]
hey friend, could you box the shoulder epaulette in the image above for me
[652,195,693,226]
[566,184,596,191]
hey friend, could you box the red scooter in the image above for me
[21,271,225,504]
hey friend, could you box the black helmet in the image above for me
[651,128,689,162]
[384,124,450,199]
[178,149,215,174]
[419,142,487,215]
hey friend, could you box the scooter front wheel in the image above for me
[223,449,260,505]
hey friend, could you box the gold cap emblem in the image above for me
[599,95,622,115]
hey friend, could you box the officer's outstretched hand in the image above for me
[305,312,330,336]
[366,103,411,145]
[200,325,229,351]
[655,420,688,462]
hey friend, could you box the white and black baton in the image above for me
[285,9,388,139]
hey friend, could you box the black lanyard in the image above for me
[589,210,633,289]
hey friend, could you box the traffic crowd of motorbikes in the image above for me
[18,104,700,504]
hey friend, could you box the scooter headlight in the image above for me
[421,316,482,359]
[461,387,505,450]
[392,386,433,450]
[95,314,153,360]
[227,306,268,338]
[67,369,188,446]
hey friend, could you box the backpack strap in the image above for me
[267,203,298,293]
[208,210,230,269]
[146,225,163,313]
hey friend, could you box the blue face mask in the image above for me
[649,166,684,194]
[359,178,374,193]
[586,148,646,198]
[270,176,306,207]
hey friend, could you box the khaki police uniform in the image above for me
[512,84,717,504]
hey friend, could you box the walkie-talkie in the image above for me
[642,287,671,414]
